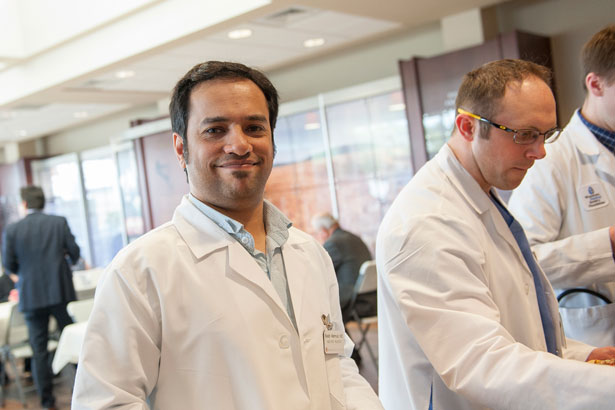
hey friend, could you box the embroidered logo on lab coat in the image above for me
[579,183,609,211]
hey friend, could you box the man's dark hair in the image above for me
[20,186,45,210]
[169,61,279,162]
[582,24,615,89]
[455,59,552,138]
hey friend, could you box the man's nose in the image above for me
[526,138,546,160]
[223,127,252,156]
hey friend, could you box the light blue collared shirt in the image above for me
[188,194,297,329]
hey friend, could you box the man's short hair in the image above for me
[455,59,552,138]
[169,61,279,162]
[311,212,338,231]
[20,186,45,210]
[582,25,615,88]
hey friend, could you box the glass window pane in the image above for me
[423,108,455,159]
[267,110,331,233]
[116,144,145,243]
[81,150,124,267]
[366,91,413,178]
[326,100,376,182]
[31,155,91,265]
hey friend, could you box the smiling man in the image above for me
[72,61,382,410]
[377,59,615,410]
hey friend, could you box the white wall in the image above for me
[42,103,159,156]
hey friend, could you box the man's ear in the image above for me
[585,72,605,97]
[173,133,186,169]
[455,113,476,141]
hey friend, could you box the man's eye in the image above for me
[517,130,536,141]
[205,127,223,134]
[247,125,265,133]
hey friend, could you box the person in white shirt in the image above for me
[509,25,615,346]
[72,61,382,410]
[377,59,615,410]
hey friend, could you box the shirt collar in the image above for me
[578,110,615,153]
[188,193,243,234]
[187,193,292,248]
[263,200,292,248]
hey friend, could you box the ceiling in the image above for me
[0,0,507,147]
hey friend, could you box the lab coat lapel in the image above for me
[175,196,292,322]
[226,242,290,319]
[280,237,309,326]
[437,146,532,277]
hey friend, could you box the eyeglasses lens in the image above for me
[515,129,561,144]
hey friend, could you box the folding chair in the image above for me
[0,302,58,407]
[347,260,378,369]
[67,299,95,323]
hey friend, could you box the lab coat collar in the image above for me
[568,110,607,158]
[437,145,533,278]
[563,111,615,187]
[436,144,492,215]
[173,196,235,259]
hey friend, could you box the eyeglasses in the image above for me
[457,108,562,145]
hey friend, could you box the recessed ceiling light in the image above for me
[304,122,321,130]
[303,38,325,48]
[18,130,27,137]
[115,70,135,79]
[73,111,89,118]
[389,103,406,112]
[228,29,253,39]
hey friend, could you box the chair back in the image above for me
[356,260,377,295]
[5,303,29,347]
[73,268,104,300]
[348,260,377,309]
[67,299,95,323]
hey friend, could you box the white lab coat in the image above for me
[509,111,615,345]
[377,144,615,410]
[72,197,382,410]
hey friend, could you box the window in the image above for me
[266,77,413,251]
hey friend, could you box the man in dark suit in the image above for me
[2,185,80,410]
[312,213,376,366]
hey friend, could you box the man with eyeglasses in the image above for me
[377,59,615,410]
[509,25,615,347]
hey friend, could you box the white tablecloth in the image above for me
[0,301,17,343]
[52,321,87,374]
[72,268,104,300]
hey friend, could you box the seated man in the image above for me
[312,213,376,322]
[377,59,615,410]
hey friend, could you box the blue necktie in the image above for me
[491,196,558,355]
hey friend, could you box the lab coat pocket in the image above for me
[325,355,347,410]
[559,302,615,346]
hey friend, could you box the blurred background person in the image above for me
[509,25,615,346]
[1,185,80,410]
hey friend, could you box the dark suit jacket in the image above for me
[2,211,80,311]
[323,228,373,311]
